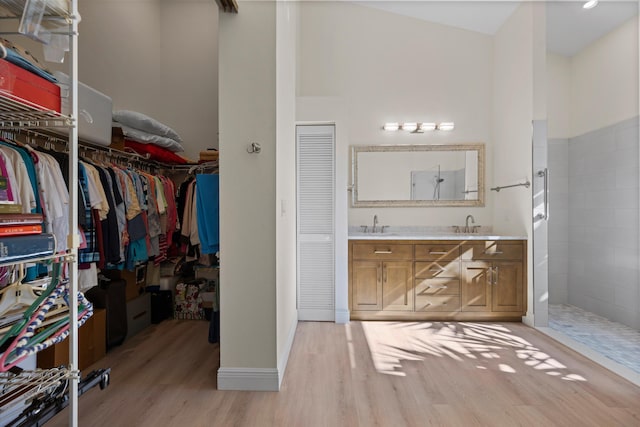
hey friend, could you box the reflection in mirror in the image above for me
[351,144,484,207]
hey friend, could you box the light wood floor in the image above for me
[48,319,640,426]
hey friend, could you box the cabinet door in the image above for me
[352,261,382,310]
[461,261,491,312]
[492,261,524,313]
[382,261,413,311]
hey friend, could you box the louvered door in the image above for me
[297,125,335,321]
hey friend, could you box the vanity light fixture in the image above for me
[383,121,454,132]
[583,0,598,9]
[437,122,455,131]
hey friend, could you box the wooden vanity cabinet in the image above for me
[350,243,413,311]
[461,241,524,314]
[414,242,460,312]
[349,239,526,321]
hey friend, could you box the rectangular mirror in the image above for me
[350,143,485,207]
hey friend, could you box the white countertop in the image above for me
[348,233,526,241]
[347,226,526,241]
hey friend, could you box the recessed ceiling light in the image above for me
[583,0,598,9]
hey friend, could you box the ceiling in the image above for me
[356,1,639,57]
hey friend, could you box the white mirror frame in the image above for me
[350,143,485,207]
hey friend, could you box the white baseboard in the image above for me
[217,368,280,391]
[217,315,299,392]
[522,313,534,327]
[277,314,299,388]
[335,308,350,324]
[298,309,334,321]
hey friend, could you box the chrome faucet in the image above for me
[465,214,475,233]
[372,215,378,233]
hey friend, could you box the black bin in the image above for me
[150,290,173,324]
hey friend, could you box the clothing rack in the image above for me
[187,161,219,175]
[0,127,191,173]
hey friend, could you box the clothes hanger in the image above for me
[12,292,93,360]
[0,263,62,350]
[0,286,93,371]
[0,265,46,318]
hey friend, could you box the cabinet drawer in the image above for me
[415,243,459,261]
[352,243,413,260]
[415,295,461,312]
[461,241,523,261]
[415,261,460,279]
[415,278,460,296]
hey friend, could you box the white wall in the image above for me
[491,3,536,320]
[547,17,638,141]
[570,16,639,138]
[297,1,494,230]
[275,1,299,386]
[1,0,218,161]
[491,2,534,237]
[218,1,278,388]
[546,53,571,139]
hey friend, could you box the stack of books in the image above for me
[0,213,43,236]
[0,212,55,263]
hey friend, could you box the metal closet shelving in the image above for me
[0,0,82,425]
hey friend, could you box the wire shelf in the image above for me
[0,91,72,129]
[0,367,77,414]
[0,252,73,268]
[0,0,70,20]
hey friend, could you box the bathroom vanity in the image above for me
[348,233,527,321]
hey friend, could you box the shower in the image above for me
[432,165,444,201]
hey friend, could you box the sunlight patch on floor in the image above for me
[360,321,589,382]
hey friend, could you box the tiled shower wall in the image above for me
[548,138,569,304]
[553,116,640,330]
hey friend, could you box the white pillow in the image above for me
[113,110,183,143]
[118,124,184,153]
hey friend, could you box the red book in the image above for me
[0,224,43,236]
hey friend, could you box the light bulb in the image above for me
[419,122,436,132]
[437,122,455,131]
[583,0,598,9]
[402,122,417,132]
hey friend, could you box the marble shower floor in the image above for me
[549,304,640,375]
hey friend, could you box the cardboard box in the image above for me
[37,308,107,371]
[104,264,147,301]
[110,126,125,150]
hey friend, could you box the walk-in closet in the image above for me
[0,1,221,425]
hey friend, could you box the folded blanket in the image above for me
[116,123,184,153]
[124,139,192,164]
[113,110,183,143]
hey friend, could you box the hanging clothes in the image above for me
[195,174,219,255]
